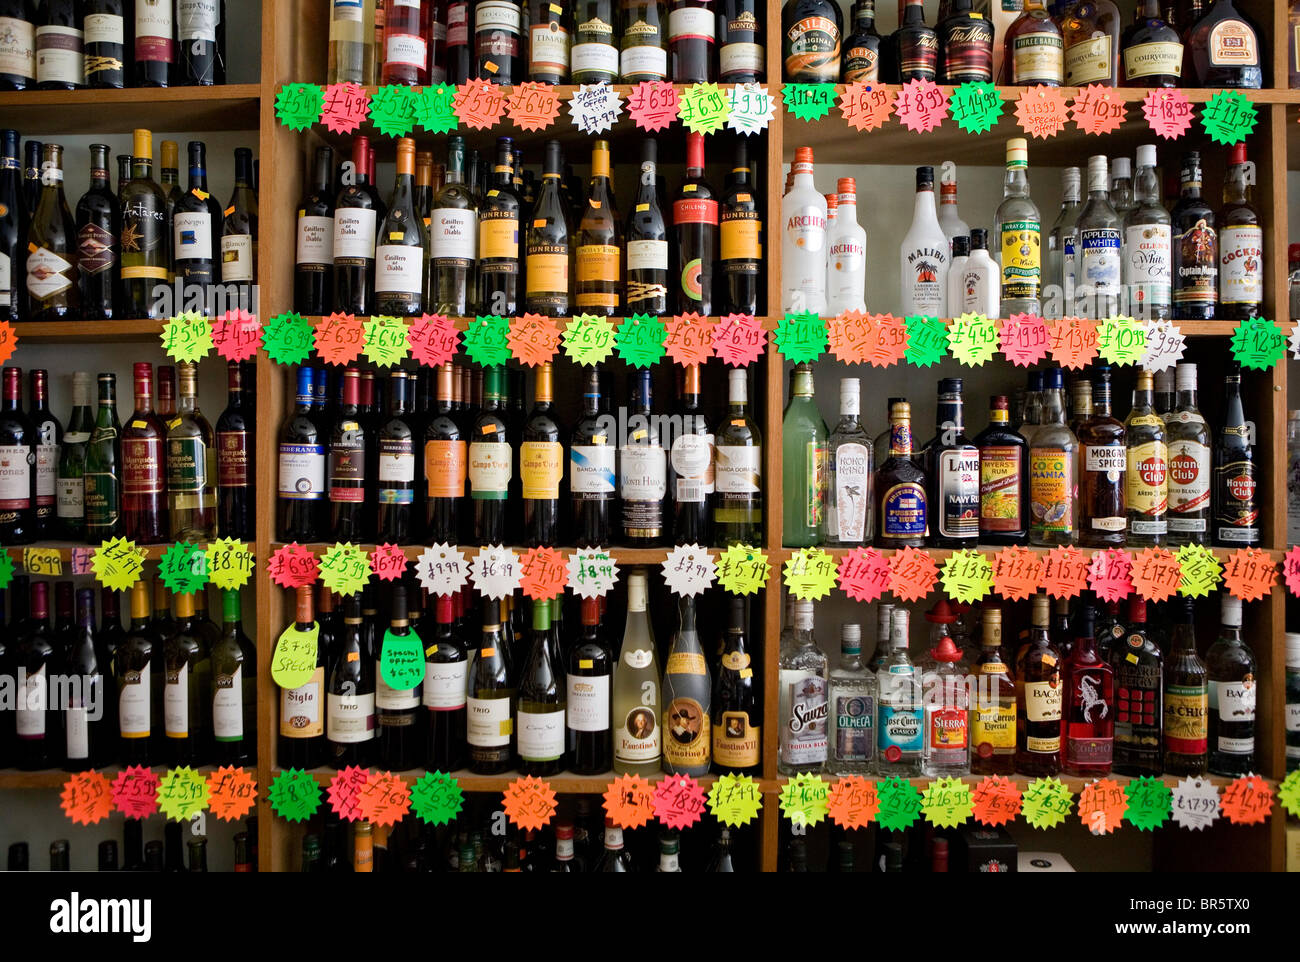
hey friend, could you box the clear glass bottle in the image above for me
[1108,156,1134,218]
[1028,367,1077,546]
[827,623,875,774]
[781,363,827,547]
[995,137,1041,317]
[876,608,922,776]
[937,161,969,251]
[613,570,661,774]
[1167,363,1211,546]
[1044,166,1081,319]
[1076,154,1122,319]
[824,377,872,547]
[777,598,827,775]
[923,634,970,776]
[1123,144,1172,322]
[1125,370,1167,547]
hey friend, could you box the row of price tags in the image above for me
[0,539,254,594]
[61,765,256,825]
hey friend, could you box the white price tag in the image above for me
[1171,776,1221,832]
[660,543,716,598]
[1288,321,1300,361]
[415,543,469,597]
[469,544,522,600]
[568,83,623,135]
[566,546,619,599]
[726,83,775,136]
[1140,318,1186,373]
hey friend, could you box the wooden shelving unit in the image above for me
[1,0,1295,873]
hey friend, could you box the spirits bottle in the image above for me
[468,366,511,544]
[1111,597,1163,776]
[1016,593,1062,776]
[1077,364,1126,548]
[625,138,669,315]
[1167,363,1211,546]
[1028,367,1076,546]
[1124,144,1171,322]
[1045,166,1081,319]
[1061,0,1119,85]
[713,368,762,547]
[781,0,841,81]
[719,0,763,82]
[674,132,717,314]
[667,0,715,82]
[1164,596,1208,775]
[569,365,615,546]
[971,607,1016,775]
[892,0,938,81]
[166,362,217,541]
[781,146,827,314]
[25,142,78,322]
[1122,0,1182,85]
[478,136,519,317]
[1217,142,1263,321]
[1155,368,1175,419]
[381,0,429,84]
[993,139,1041,317]
[525,140,569,317]
[661,595,712,775]
[946,235,969,314]
[1019,370,1043,448]
[620,367,666,546]
[1213,363,1257,547]
[778,598,828,774]
[1171,150,1217,321]
[939,0,992,83]
[875,400,927,548]
[575,139,621,316]
[781,363,826,548]
[937,161,970,252]
[975,395,1028,545]
[1075,155,1121,320]
[620,0,668,81]
[1125,370,1167,547]
[613,570,661,774]
[1206,595,1256,776]
[1003,0,1063,85]
[827,623,875,774]
[567,596,612,774]
[899,166,948,317]
[824,378,872,547]
[876,608,922,776]
[924,377,978,549]
[1062,606,1112,776]
[119,363,166,543]
[161,590,212,767]
[841,0,882,82]
[825,176,865,314]
[277,586,326,770]
[526,0,569,82]
[277,367,326,542]
[572,0,619,83]
[1187,0,1261,88]
[923,634,970,776]
[720,139,762,315]
[961,228,998,318]
[475,0,523,83]
[1110,156,1134,219]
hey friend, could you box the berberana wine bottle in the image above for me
[278,366,326,542]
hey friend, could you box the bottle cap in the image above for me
[840,623,861,654]
[1087,155,1108,191]
[825,193,838,211]
[940,160,957,185]
[794,146,814,165]
[1220,594,1242,628]
[1128,596,1146,623]
[916,166,934,189]
[1005,138,1027,168]
[1229,142,1247,166]
[840,377,860,400]
[793,599,814,629]
[1027,370,1043,390]
[1110,156,1131,178]
[1175,362,1197,391]
[1154,368,1174,394]
[969,228,987,249]
[837,177,856,195]
[1044,367,1063,389]
[951,234,970,257]
[1285,633,1300,669]
[938,377,962,396]
[926,599,957,624]
[1136,144,1157,169]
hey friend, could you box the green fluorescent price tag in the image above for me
[563,314,616,365]
[615,314,667,368]
[875,776,923,832]
[1124,775,1172,831]
[708,773,763,826]
[948,81,1003,134]
[363,315,411,368]
[410,771,465,826]
[380,629,424,691]
[271,621,320,690]
[921,776,975,829]
[1021,777,1074,830]
[158,541,209,595]
[678,82,730,134]
[1200,89,1258,145]
[904,314,948,367]
[948,312,999,367]
[1096,315,1146,366]
[778,773,830,827]
[715,544,770,596]
[261,312,315,365]
[161,311,214,363]
[1230,317,1286,371]
[1278,770,1300,818]
[462,314,512,368]
[268,768,322,823]
[774,312,827,364]
[1176,543,1222,598]
[413,83,460,134]
[368,84,418,138]
[275,83,324,131]
[0,551,14,590]
[783,83,837,122]
[155,766,210,822]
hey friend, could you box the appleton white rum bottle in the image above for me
[613,570,661,774]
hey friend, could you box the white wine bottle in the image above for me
[613,569,660,774]
[661,594,711,776]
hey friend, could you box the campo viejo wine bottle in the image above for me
[278,586,327,770]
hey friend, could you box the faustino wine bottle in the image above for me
[662,595,711,776]
[673,132,717,314]
[613,571,661,774]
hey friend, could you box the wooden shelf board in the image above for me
[275,543,674,565]
[0,764,237,790]
[769,544,1287,564]
[284,766,778,794]
[12,319,165,343]
[4,542,256,562]
[0,84,262,135]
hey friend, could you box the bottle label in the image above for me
[1126,440,1168,521]
[973,702,1017,754]
[833,693,874,762]
[721,210,762,262]
[327,692,376,743]
[1029,449,1073,534]
[803,440,826,529]
[219,234,254,283]
[119,663,150,738]
[999,219,1041,301]
[520,440,563,500]
[135,0,175,62]
[525,251,568,299]
[475,0,521,32]
[566,673,610,732]
[1214,459,1257,542]
[1209,19,1257,66]
[422,659,467,710]
[673,197,719,228]
[572,39,619,76]
[943,22,993,81]
[929,705,970,751]
[166,435,208,508]
[297,214,334,265]
[627,239,668,272]
[173,211,214,264]
[278,443,326,500]
[34,441,55,506]
[616,703,660,763]
[1011,32,1062,84]
[164,661,189,738]
[671,433,714,502]
[333,208,377,261]
[121,436,163,495]
[663,696,710,767]
[720,40,764,78]
[979,445,1023,532]
[779,670,828,765]
[825,442,868,541]
[178,0,220,41]
[1285,702,1300,734]
[1025,679,1063,723]
[212,666,243,741]
[328,431,364,502]
[570,444,616,494]
[468,441,512,497]
[714,444,760,493]
[36,24,84,85]
[15,665,46,737]
[783,16,839,82]
[668,6,714,42]
[280,669,324,737]
[0,252,9,306]
[1210,679,1256,742]
[217,430,248,487]
[1084,443,1125,476]
[619,444,667,500]
[1174,220,1217,308]
[478,212,518,260]
[65,702,89,760]
[26,247,74,300]
[376,660,420,711]
[1124,223,1172,309]
[518,707,566,761]
[713,711,760,767]
[446,0,468,43]
[878,705,924,754]
[1219,225,1263,306]
[902,244,947,315]
[1164,684,1208,754]
[939,448,980,539]
[1123,40,1182,79]
[1167,438,1210,524]
[576,244,621,305]
[374,244,424,294]
[84,469,119,530]
[432,207,477,262]
[1063,33,1110,85]
[424,439,467,498]
[1114,662,1161,752]
[377,436,415,484]
[529,22,570,73]
[1080,227,1122,295]
[386,32,427,67]
[620,43,668,80]
[881,481,926,540]
[0,16,35,80]
[57,476,84,520]
[842,44,880,83]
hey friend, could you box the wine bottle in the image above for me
[573,140,621,316]
[133,0,174,86]
[430,135,476,316]
[25,369,56,539]
[373,137,427,317]
[518,599,566,776]
[329,0,375,84]
[0,367,36,546]
[83,372,120,542]
[55,371,91,540]
[23,138,41,218]
[520,361,563,547]
[567,595,612,774]
[572,0,619,83]
[0,0,35,90]
[620,0,667,80]
[468,366,511,543]
[0,129,20,321]
[720,138,761,315]
[25,142,79,322]
[668,0,714,81]
[444,0,471,83]
[670,365,712,545]
[160,141,182,287]
[476,136,519,316]
[74,144,117,320]
[277,366,326,541]
[219,146,256,306]
[713,367,761,546]
[328,368,368,542]
[172,141,221,308]
[613,570,661,774]
[211,589,255,766]
[374,584,421,770]
[295,146,335,315]
[61,587,110,770]
[327,594,375,768]
[178,0,224,84]
[214,361,250,540]
[712,595,760,773]
[14,580,56,768]
[277,586,326,770]
[620,368,666,547]
[719,0,763,82]
[34,0,83,90]
[83,0,125,88]
[119,130,168,319]
[333,136,378,316]
[673,132,717,314]
[381,0,428,84]
[423,363,465,543]
[375,371,416,542]
[161,590,212,767]
[118,363,167,544]
[423,592,467,770]
[115,581,156,765]
[662,595,712,775]
[526,0,569,82]
[165,362,216,541]
[525,140,569,316]
[467,597,516,775]
[475,0,522,83]
[570,365,615,547]
[623,138,669,315]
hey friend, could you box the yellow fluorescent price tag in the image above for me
[23,547,62,575]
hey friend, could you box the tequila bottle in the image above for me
[827,623,875,775]
[777,598,827,775]
[876,608,923,776]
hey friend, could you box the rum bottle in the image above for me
[1111,597,1163,776]
[875,400,926,548]
[1077,364,1126,548]
[1207,594,1256,776]
[1016,593,1062,776]
[1125,370,1167,547]
[1167,362,1211,546]
[1213,363,1257,547]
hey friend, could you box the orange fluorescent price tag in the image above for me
[971,775,1022,827]
[355,770,412,827]
[206,766,258,822]
[502,775,558,831]
[1048,316,1099,370]
[665,313,715,367]
[1077,777,1127,836]
[827,775,880,830]
[888,546,939,602]
[507,313,561,367]
[519,546,568,600]
[1221,547,1277,602]
[828,309,871,364]
[603,773,655,829]
[992,545,1043,601]
[839,81,895,132]
[314,311,365,366]
[1220,775,1273,826]
[61,771,114,826]
[1130,547,1181,603]
[1041,545,1089,599]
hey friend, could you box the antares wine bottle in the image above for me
[277,586,326,770]
[119,130,168,319]
[75,144,117,320]
[278,366,327,541]
[613,570,661,774]
[525,140,569,316]
[295,146,335,315]
[333,136,378,315]
[25,142,78,322]
[478,136,519,316]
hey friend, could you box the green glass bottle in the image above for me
[161,590,212,767]
[83,372,121,542]
[118,129,169,319]
[781,363,827,546]
[211,589,257,766]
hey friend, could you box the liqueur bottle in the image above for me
[1121,0,1182,86]
[971,607,1016,776]
[1217,143,1263,320]
[1171,151,1217,321]
[1206,595,1256,777]
[1077,365,1126,548]
[1187,0,1261,88]
[782,0,840,82]
[1062,607,1113,776]
[892,0,938,81]
[1016,594,1062,776]
[1002,0,1062,85]
[1061,0,1119,86]
[824,377,871,547]
[938,0,992,83]
[1028,367,1076,547]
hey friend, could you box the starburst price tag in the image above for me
[784,547,837,601]
[1200,89,1257,145]
[1141,319,1186,372]
[356,771,412,827]
[563,314,615,365]
[205,538,254,590]
[267,542,319,589]
[413,83,459,134]
[1096,315,1146,366]
[362,315,410,367]
[91,537,146,591]
[875,776,923,831]
[604,774,655,829]
[1285,546,1300,598]
[327,766,371,822]
[0,552,16,590]
[369,543,407,582]
[774,312,827,364]
[837,547,891,603]
[267,769,322,823]
[206,766,257,822]
[318,542,371,597]
[860,313,907,367]
[507,313,561,367]
[1042,545,1089,599]
[715,545,769,596]
[519,546,568,600]
[662,544,717,597]
[948,81,1003,134]
[1222,547,1276,602]
[1088,547,1134,603]
[161,311,213,362]
[212,309,260,362]
[314,312,365,366]
[275,82,324,130]
[567,547,619,599]
[156,766,210,822]
[678,82,730,134]
[828,309,870,364]
[726,83,774,134]
[469,545,522,599]
[992,545,1043,601]
[889,546,939,602]
[653,775,708,830]
[410,771,464,826]
[61,772,113,826]
[1220,774,1272,826]
[903,314,948,367]
[502,775,557,831]
[261,312,315,365]
[1048,316,1098,369]
[1015,86,1068,139]
[1124,775,1171,831]
[615,314,667,368]
[0,320,17,365]
[1143,87,1193,139]
[407,313,461,367]
[1171,776,1221,831]
[1000,312,1050,366]
[1077,778,1127,835]
[971,775,1022,827]
[158,541,209,594]
[921,777,974,829]
[1130,547,1181,603]
[453,79,507,129]
[782,83,836,122]
[665,313,714,366]
[940,549,994,603]
[948,313,999,367]
[626,81,679,131]
[111,766,160,819]
[1071,83,1125,135]
[778,773,830,826]
[463,314,512,368]
[568,83,623,134]
[505,81,560,132]
[1230,317,1287,371]
[416,544,469,596]
[1277,771,1300,819]
[368,84,418,137]
[839,82,895,132]
[1176,543,1222,598]
[1021,777,1073,830]
[826,776,879,829]
[713,313,765,366]
[894,78,947,132]
[708,774,762,826]
[321,81,370,134]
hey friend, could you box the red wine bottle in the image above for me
[75,144,117,320]
[295,146,335,315]
[720,137,760,315]
[63,586,112,770]
[215,361,251,540]
[376,371,416,543]
[277,366,327,542]
[133,0,174,87]
[0,366,36,545]
[672,132,718,314]
[0,0,36,90]
[119,362,167,544]
[423,592,467,771]
[328,367,369,542]
[668,0,716,82]
[28,368,59,539]
[332,137,378,316]
[14,579,56,769]
[0,130,21,321]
